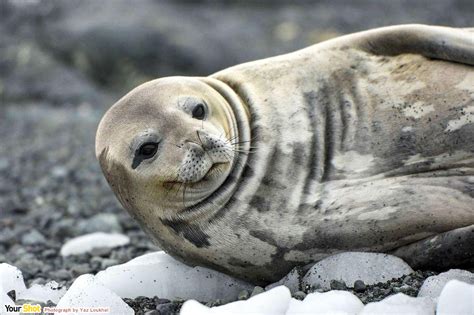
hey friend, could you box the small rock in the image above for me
[7,290,16,301]
[251,286,265,297]
[330,280,347,290]
[154,297,170,304]
[71,264,92,277]
[21,229,47,246]
[238,290,250,300]
[205,299,222,307]
[14,257,44,278]
[49,269,71,281]
[100,258,119,269]
[77,213,123,234]
[156,302,179,314]
[353,280,366,292]
[90,246,113,257]
[144,310,160,315]
[42,249,57,259]
[51,166,68,178]
[293,291,306,300]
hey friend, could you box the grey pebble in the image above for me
[293,291,306,300]
[90,246,113,257]
[71,264,92,277]
[156,302,179,314]
[100,258,119,269]
[77,213,123,234]
[238,290,250,300]
[15,257,44,277]
[49,269,71,281]
[330,280,347,290]
[21,229,47,246]
[205,299,222,307]
[353,280,366,292]
[251,286,265,297]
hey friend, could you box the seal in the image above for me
[96,25,474,284]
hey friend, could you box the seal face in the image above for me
[97,25,474,284]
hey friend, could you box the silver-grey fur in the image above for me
[96,25,474,284]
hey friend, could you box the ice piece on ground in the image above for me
[180,300,212,315]
[436,280,474,315]
[360,293,435,315]
[302,252,413,290]
[418,269,474,299]
[96,251,253,302]
[60,232,130,256]
[55,274,133,315]
[0,263,27,294]
[265,267,303,293]
[0,283,17,313]
[286,290,363,315]
[18,281,66,304]
[180,286,291,315]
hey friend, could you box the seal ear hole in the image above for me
[192,103,206,120]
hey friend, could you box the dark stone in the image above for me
[156,302,179,315]
[330,280,347,290]
[7,290,16,301]
[353,280,366,292]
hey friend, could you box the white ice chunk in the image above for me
[418,269,474,299]
[0,263,27,295]
[60,232,130,256]
[1,283,17,314]
[180,300,210,315]
[55,274,133,315]
[18,281,67,304]
[302,252,413,290]
[361,293,435,315]
[180,286,291,315]
[436,280,474,315]
[96,251,253,302]
[286,290,363,315]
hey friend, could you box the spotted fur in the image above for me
[96,25,474,284]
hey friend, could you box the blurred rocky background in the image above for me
[0,0,473,297]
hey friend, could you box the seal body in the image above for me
[96,25,474,284]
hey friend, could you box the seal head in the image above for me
[96,77,248,228]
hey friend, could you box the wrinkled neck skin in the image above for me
[172,77,252,222]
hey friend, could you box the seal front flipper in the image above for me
[390,224,474,271]
[321,24,474,66]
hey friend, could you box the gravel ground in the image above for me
[1,1,473,314]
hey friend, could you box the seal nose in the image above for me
[190,130,212,150]
[182,130,213,152]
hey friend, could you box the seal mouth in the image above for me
[164,162,228,188]
[201,162,227,180]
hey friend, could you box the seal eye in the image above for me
[192,104,206,120]
[138,142,159,159]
